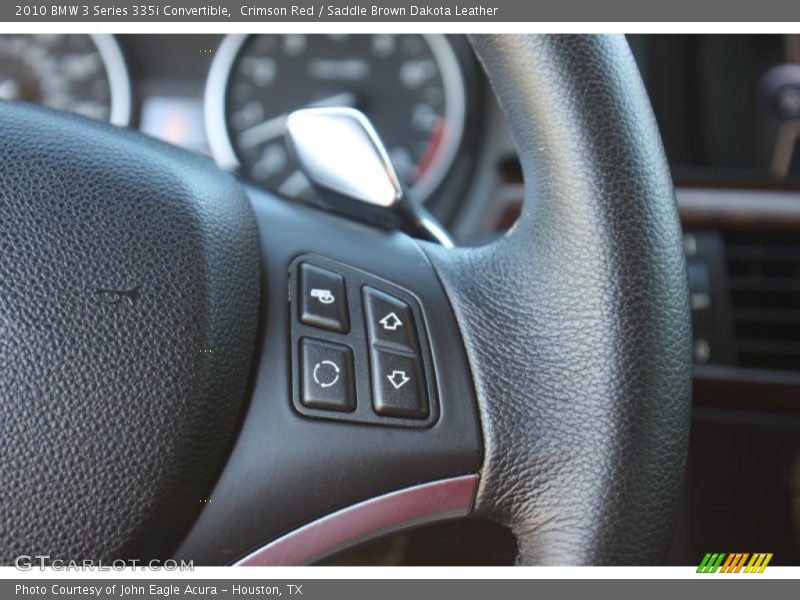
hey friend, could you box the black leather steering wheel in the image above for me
[0,34,691,566]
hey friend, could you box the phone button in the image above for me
[299,263,349,332]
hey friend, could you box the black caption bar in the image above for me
[4,0,800,22]
[5,579,798,600]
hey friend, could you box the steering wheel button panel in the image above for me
[363,286,419,352]
[371,348,428,419]
[289,255,439,428]
[299,263,349,332]
[300,338,356,412]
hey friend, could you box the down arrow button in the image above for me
[371,348,428,419]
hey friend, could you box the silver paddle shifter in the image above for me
[284,107,454,248]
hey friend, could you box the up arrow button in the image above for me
[363,287,418,351]
[379,312,403,331]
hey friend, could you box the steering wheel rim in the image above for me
[0,34,691,566]
[427,34,693,565]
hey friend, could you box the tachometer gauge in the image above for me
[206,34,466,203]
[0,34,130,126]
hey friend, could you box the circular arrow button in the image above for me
[300,338,355,413]
[313,360,341,388]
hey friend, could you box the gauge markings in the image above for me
[208,34,466,203]
[0,34,129,126]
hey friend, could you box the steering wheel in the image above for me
[0,34,691,566]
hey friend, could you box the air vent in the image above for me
[725,230,800,372]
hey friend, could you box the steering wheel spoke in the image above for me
[174,186,482,565]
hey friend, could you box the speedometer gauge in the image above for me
[206,34,466,203]
[0,34,130,126]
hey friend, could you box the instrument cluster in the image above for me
[0,34,480,207]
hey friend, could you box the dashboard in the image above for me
[7,35,800,197]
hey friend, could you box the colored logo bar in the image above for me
[697,553,773,573]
